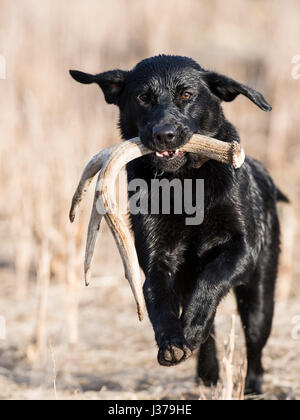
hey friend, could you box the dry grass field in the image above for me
[0,0,299,400]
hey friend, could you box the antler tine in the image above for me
[69,146,116,223]
[84,171,104,287]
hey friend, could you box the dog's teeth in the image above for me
[156,150,182,159]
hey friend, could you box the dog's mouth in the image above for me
[155,149,185,160]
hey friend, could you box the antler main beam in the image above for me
[70,135,245,322]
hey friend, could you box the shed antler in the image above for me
[70,135,245,321]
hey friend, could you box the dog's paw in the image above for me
[196,360,219,387]
[245,375,263,396]
[158,340,192,367]
[196,368,219,388]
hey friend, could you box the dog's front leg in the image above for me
[181,235,253,350]
[143,265,192,366]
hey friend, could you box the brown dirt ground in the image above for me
[0,231,299,401]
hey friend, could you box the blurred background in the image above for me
[0,0,299,400]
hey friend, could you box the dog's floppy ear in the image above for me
[69,69,128,105]
[202,72,272,112]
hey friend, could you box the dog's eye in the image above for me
[181,91,192,100]
[138,94,150,103]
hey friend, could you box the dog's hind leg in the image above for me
[196,324,219,387]
[234,249,278,395]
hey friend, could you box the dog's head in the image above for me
[70,55,271,173]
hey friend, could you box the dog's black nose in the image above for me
[152,125,176,147]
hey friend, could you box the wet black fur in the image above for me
[70,55,288,395]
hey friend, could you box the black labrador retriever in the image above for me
[70,55,288,395]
